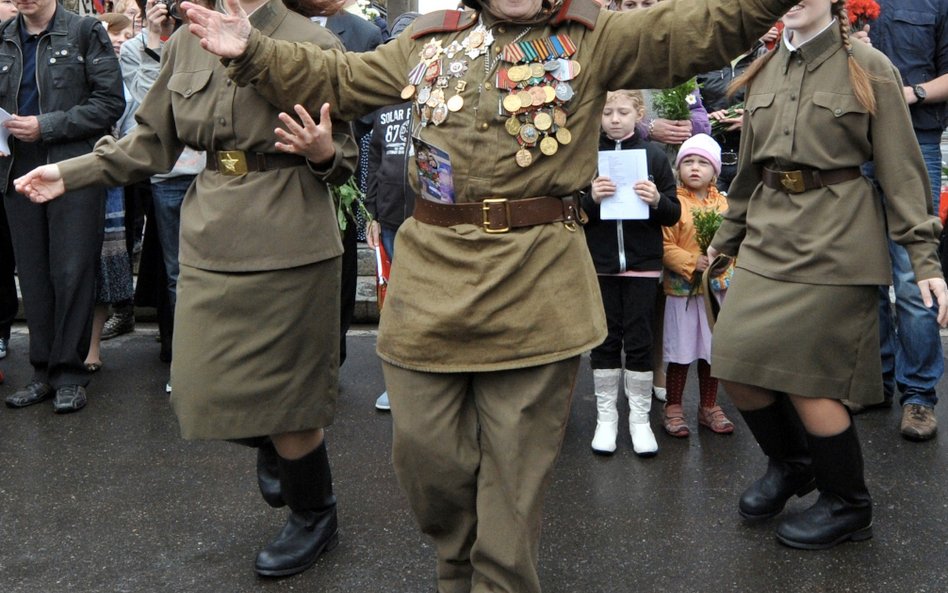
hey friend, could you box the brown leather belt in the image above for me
[412,195,585,234]
[206,150,308,176]
[762,166,862,194]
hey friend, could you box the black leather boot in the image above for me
[256,439,285,508]
[255,441,338,577]
[228,437,285,508]
[776,424,873,550]
[738,397,815,520]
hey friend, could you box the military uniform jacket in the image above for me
[222,0,795,372]
[711,24,942,286]
[58,0,357,273]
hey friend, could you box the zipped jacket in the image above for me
[582,131,680,275]
[0,7,124,190]
[365,101,415,230]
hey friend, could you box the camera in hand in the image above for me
[157,0,182,21]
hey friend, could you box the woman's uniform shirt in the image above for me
[712,24,942,285]
[78,0,795,372]
[59,0,358,273]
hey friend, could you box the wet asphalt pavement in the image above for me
[1,325,948,593]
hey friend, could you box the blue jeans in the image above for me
[151,176,194,308]
[875,144,944,408]
[381,225,397,261]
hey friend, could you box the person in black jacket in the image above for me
[1,0,125,413]
[363,11,419,411]
[582,89,679,457]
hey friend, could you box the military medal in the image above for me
[419,39,444,63]
[519,123,539,145]
[503,93,523,113]
[540,136,558,156]
[555,127,572,145]
[533,112,552,131]
[515,148,533,168]
[416,85,432,105]
[505,116,522,136]
[447,94,464,112]
[400,84,416,100]
[431,103,449,126]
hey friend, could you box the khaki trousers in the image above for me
[383,357,580,593]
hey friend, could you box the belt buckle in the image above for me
[780,170,806,193]
[482,198,511,233]
[217,150,248,176]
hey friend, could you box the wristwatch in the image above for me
[913,84,927,104]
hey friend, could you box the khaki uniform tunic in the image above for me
[224,0,797,372]
[58,0,358,273]
[711,24,942,282]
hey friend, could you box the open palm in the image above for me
[182,0,252,59]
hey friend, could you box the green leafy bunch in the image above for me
[709,101,744,138]
[330,178,372,231]
[653,78,698,122]
[692,206,723,253]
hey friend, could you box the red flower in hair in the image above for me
[846,0,881,29]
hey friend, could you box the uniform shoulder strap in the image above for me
[410,10,478,39]
[551,0,600,30]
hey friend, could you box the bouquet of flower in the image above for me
[330,178,372,231]
[653,78,698,123]
[689,207,724,296]
[846,0,880,30]
[709,102,744,138]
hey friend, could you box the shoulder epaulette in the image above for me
[411,10,479,39]
[551,0,600,30]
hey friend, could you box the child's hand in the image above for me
[634,179,660,208]
[695,254,710,273]
[591,176,616,204]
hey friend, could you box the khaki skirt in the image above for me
[171,258,341,440]
[711,268,883,404]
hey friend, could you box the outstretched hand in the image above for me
[918,277,948,327]
[182,0,252,59]
[14,165,65,203]
[275,103,336,164]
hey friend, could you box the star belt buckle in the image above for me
[217,150,248,176]
[780,170,806,193]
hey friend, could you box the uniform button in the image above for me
[185,88,192,96]
[483,82,492,91]
[790,93,797,101]
[834,108,842,115]
[497,26,506,34]
[219,117,226,125]
[796,59,803,65]
[226,79,232,86]
[783,128,790,135]
[479,122,489,131]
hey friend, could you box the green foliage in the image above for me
[709,102,744,138]
[691,206,723,253]
[330,178,372,231]
[653,78,698,122]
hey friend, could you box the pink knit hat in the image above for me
[675,133,722,176]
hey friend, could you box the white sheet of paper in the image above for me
[598,149,650,220]
[0,107,12,156]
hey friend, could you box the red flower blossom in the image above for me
[846,0,881,28]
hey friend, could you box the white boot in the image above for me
[652,385,667,402]
[591,369,622,454]
[625,370,658,457]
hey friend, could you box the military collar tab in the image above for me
[410,10,478,40]
[786,21,843,72]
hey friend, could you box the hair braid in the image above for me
[834,2,877,115]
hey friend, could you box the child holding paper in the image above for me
[581,89,680,456]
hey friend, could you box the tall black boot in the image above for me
[738,397,815,520]
[776,424,873,549]
[228,437,285,508]
[255,441,338,577]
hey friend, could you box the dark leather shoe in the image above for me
[739,459,815,520]
[254,509,338,577]
[53,385,87,413]
[776,492,872,550]
[5,381,53,408]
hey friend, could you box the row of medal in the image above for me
[400,25,493,128]
[496,36,580,168]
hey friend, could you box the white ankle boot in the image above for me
[591,369,621,454]
[625,370,658,457]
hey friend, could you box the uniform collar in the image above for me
[248,0,288,37]
[782,19,843,72]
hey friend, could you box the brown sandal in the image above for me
[662,404,690,437]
